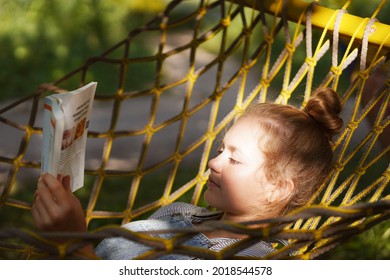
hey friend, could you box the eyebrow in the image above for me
[224,143,243,156]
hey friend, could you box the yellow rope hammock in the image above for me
[0,0,389,259]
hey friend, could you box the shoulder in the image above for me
[148,202,213,220]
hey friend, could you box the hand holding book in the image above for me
[34,82,98,257]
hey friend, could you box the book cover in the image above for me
[41,82,97,192]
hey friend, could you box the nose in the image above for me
[208,154,221,173]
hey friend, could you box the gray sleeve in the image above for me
[148,202,207,220]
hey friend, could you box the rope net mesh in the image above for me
[0,0,389,259]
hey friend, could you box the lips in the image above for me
[207,176,221,189]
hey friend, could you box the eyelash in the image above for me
[216,148,241,165]
[229,158,240,165]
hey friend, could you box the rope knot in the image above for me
[174,152,183,162]
[154,88,163,96]
[330,65,342,76]
[121,57,129,66]
[135,169,144,178]
[334,162,345,171]
[355,167,366,176]
[265,35,274,45]
[221,16,231,27]
[146,124,156,135]
[280,89,291,100]
[197,7,207,19]
[241,63,250,72]
[358,70,369,80]
[212,90,222,100]
[260,78,270,88]
[182,110,191,119]
[242,27,251,37]
[373,125,384,134]
[234,104,244,115]
[187,71,198,84]
[159,21,168,30]
[196,173,208,185]
[285,43,295,55]
[305,57,317,67]
[348,121,358,130]
[205,131,216,140]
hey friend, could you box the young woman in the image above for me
[31,87,343,259]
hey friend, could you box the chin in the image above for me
[203,189,216,207]
[204,189,223,210]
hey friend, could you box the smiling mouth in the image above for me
[207,178,221,189]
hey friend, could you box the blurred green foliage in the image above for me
[322,220,390,259]
[0,0,388,259]
[0,0,167,100]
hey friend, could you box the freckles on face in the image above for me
[204,117,269,221]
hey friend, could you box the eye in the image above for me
[229,157,241,165]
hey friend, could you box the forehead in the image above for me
[223,117,262,149]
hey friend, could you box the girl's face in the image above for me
[204,117,274,222]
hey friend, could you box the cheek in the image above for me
[221,168,246,189]
[222,169,262,199]
[253,167,267,186]
[235,166,263,186]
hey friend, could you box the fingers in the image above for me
[43,173,64,194]
[36,178,58,207]
[62,175,71,191]
[40,173,77,210]
[33,177,62,230]
[43,173,72,201]
[32,173,86,232]
[32,173,68,230]
[32,195,53,230]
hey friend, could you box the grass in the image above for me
[321,220,390,260]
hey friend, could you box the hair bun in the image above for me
[304,88,343,140]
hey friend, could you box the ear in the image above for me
[268,178,295,203]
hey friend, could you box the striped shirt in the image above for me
[95,202,288,259]
[148,202,287,258]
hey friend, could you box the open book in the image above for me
[41,82,97,192]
